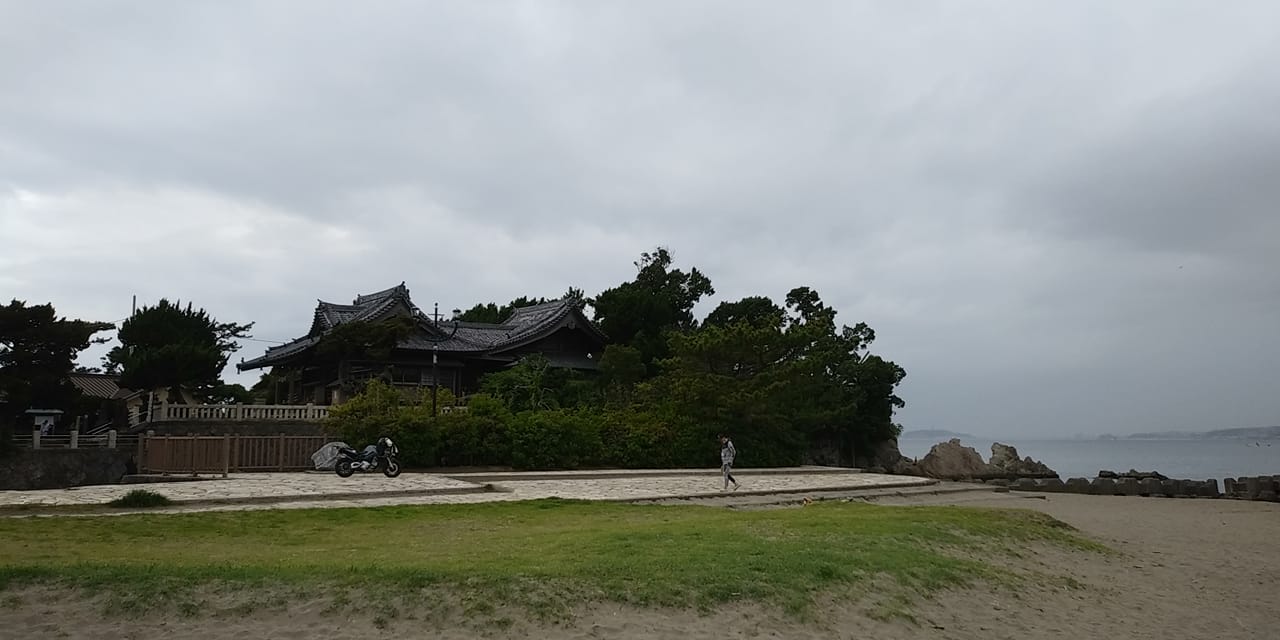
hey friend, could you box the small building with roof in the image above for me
[237,283,608,405]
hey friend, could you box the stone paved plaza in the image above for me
[0,467,936,514]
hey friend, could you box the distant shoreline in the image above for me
[900,426,1280,442]
[900,429,975,439]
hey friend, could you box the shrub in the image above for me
[324,380,445,467]
[509,409,602,470]
[598,409,682,468]
[109,489,173,508]
[436,413,512,468]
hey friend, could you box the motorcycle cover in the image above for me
[310,441,350,470]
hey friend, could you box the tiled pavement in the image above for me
[0,467,937,514]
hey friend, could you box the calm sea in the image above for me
[897,437,1280,481]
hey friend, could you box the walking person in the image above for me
[719,434,739,492]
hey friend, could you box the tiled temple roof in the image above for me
[239,285,604,371]
[68,372,124,400]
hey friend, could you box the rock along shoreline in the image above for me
[876,438,1279,502]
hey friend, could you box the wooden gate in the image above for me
[140,434,331,475]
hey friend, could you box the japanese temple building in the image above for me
[237,283,607,405]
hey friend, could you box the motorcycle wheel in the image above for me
[335,460,355,478]
[382,459,401,478]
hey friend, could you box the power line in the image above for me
[97,324,289,345]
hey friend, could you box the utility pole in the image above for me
[424,302,459,416]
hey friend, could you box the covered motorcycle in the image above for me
[310,441,350,471]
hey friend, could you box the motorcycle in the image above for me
[334,436,401,478]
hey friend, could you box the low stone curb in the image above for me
[446,466,863,482]
[122,475,222,484]
[0,484,499,514]
[604,479,938,503]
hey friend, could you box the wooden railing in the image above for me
[140,434,332,476]
[14,430,138,450]
[130,402,330,426]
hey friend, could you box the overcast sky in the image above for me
[3,1,1278,437]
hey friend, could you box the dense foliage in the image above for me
[590,248,714,373]
[456,288,585,324]
[0,301,113,444]
[326,247,906,470]
[105,299,253,401]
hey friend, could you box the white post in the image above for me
[306,403,315,419]
[108,429,118,448]
[70,429,80,449]
[31,428,41,449]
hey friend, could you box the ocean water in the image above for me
[897,437,1280,481]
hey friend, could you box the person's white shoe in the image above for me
[732,482,740,491]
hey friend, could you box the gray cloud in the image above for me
[3,1,1279,436]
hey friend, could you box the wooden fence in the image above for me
[140,434,331,476]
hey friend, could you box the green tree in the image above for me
[641,318,803,466]
[104,299,253,401]
[480,354,560,412]
[455,302,503,324]
[703,296,786,329]
[590,248,714,373]
[0,301,113,443]
[597,344,646,406]
[456,296,555,324]
[774,288,905,463]
[249,371,286,404]
[207,383,253,405]
[314,317,414,362]
[640,287,905,467]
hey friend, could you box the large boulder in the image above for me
[1139,478,1163,496]
[915,439,993,480]
[988,443,1058,479]
[856,437,916,474]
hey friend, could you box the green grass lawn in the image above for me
[0,499,1103,620]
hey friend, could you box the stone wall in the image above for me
[997,473,1279,501]
[1224,476,1280,501]
[1003,476,1222,498]
[0,448,134,490]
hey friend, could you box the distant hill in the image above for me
[1199,426,1280,440]
[1127,426,1280,440]
[1126,430,1197,439]
[901,429,975,439]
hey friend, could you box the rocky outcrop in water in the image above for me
[987,443,1057,478]
[914,439,991,480]
[1098,469,1168,480]
[856,437,916,474]
[910,439,1058,480]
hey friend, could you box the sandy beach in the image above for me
[4,489,1276,640]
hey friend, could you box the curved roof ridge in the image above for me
[504,298,571,328]
[353,281,409,306]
